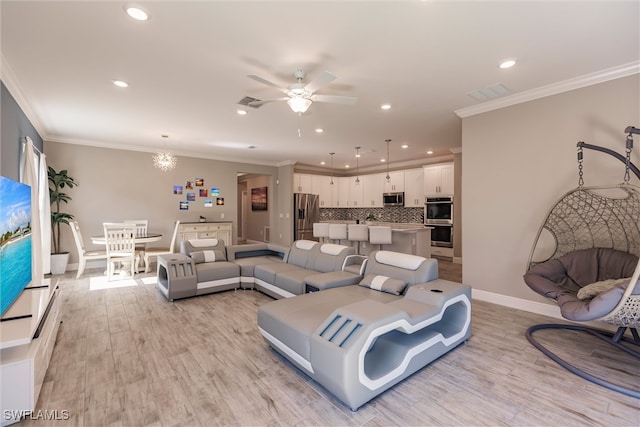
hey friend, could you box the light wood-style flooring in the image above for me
[18,260,639,426]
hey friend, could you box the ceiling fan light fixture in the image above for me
[287,96,312,113]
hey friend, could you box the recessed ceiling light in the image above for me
[125,5,149,21]
[499,59,516,69]
[380,159,386,162]
[320,161,326,165]
[315,128,323,133]
[345,164,350,168]
[381,104,392,110]
[112,80,128,88]
[427,150,434,155]
[237,109,247,115]
[401,144,408,149]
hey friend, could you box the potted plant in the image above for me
[48,166,77,274]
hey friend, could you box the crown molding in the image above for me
[455,61,640,118]
[1,54,47,139]
[45,136,281,168]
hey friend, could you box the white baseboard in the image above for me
[471,288,618,331]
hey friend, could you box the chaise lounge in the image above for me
[257,250,472,411]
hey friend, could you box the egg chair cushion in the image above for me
[524,248,639,322]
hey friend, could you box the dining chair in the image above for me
[69,220,107,278]
[124,219,148,250]
[143,220,180,273]
[103,222,139,280]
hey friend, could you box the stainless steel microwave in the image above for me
[383,192,404,207]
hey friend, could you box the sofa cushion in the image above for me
[375,251,425,270]
[254,262,305,285]
[359,274,408,295]
[275,268,316,295]
[308,244,355,273]
[189,238,220,248]
[190,250,226,264]
[195,261,239,283]
[233,256,283,277]
[287,240,319,268]
[305,270,362,291]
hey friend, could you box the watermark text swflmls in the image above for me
[3,409,70,421]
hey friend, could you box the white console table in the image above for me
[0,278,60,426]
[178,222,233,247]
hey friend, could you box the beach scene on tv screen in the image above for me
[0,176,32,315]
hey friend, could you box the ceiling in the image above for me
[2,1,639,171]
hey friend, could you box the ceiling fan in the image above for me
[246,69,357,113]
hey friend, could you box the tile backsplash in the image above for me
[319,207,424,224]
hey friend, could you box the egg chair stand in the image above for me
[523,126,640,399]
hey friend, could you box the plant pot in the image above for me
[51,253,70,275]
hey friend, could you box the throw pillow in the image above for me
[190,250,226,264]
[577,277,631,300]
[359,274,407,295]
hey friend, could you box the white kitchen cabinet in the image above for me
[423,163,454,196]
[404,168,425,207]
[337,176,350,207]
[312,175,336,207]
[348,176,364,207]
[293,173,313,193]
[362,173,384,207]
[382,171,405,193]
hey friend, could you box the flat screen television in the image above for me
[0,175,32,316]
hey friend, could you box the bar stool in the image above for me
[328,223,348,245]
[313,223,330,243]
[347,224,369,255]
[369,226,392,251]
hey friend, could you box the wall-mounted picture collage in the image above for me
[174,178,223,210]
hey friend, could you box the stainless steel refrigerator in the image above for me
[293,193,320,241]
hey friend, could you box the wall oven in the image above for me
[425,196,453,224]
[425,196,453,247]
[428,225,453,248]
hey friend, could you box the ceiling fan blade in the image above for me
[248,97,289,107]
[247,75,288,94]
[311,94,357,105]
[303,71,337,94]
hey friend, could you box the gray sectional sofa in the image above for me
[257,250,472,411]
[157,239,363,301]
[157,240,472,411]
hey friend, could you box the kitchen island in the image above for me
[321,221,432,258]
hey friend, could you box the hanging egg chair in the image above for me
[523,126,640,398]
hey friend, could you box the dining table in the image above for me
[91,233,162,273]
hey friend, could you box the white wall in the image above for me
[462,75,640,309]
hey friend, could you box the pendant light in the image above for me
[354,146,361,183]
[385,139,391,182]
[329,152,335,185]
[153,134,177,172]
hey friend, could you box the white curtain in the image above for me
[39,153,51,274]
[20,137,45,283]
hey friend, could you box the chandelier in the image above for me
[153,151,177,171]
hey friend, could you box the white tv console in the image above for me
[0,278,60,426]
